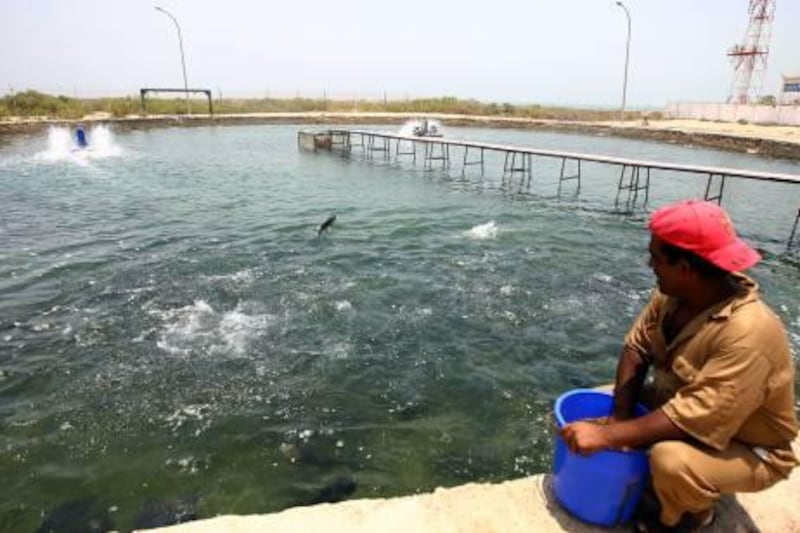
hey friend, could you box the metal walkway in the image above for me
[298,129,800,250]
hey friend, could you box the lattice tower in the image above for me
[727,0,775,104]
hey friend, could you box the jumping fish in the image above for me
[317,215,337,237]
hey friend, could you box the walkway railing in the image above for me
[298,129,800,250]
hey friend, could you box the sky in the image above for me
[1,0,798,108]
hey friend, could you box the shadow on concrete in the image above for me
[537,474,761,533]
[536,474,629,532]
[709,495,761,533]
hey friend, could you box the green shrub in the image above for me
[757,95,776,107]
[108,97,139,117]
[0,90,638,122]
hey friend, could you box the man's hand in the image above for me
[560,409,687,456]
[559,421,613,455]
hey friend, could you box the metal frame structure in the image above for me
[462,146,485,176]
[423,142,450,171]
[727,0,776,104]
[557,158,582,197]
[139,88,214,115]
[614,165,650,213]
[789,209,800,251]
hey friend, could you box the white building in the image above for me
[779,74,800,105]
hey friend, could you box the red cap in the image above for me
[648,200,761,272]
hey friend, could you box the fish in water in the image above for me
[317,215,337,236]
[36,497,114,533]
[301,476,358,506]
[132,496,198,529]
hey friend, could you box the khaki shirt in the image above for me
[624,274,798,475]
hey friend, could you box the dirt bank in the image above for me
[1,113,799,161]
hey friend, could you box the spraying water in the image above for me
[36,124,123,165]
[397,118,444,137]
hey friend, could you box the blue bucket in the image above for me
[552,389,650,526]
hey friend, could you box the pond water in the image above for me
[1,123,798,531]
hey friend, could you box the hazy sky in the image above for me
[1,0,798,107]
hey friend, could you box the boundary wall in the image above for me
[665,102,800,126]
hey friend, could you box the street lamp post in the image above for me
[155,6,191,115]
[615,1,631,124]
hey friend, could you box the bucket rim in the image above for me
[554,388,611,429]
[553,388,650,458]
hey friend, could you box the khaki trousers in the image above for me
[649,439,777,526]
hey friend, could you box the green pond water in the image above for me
[0,123,798,531]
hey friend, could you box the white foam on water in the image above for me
[88,124,122,157]
[165,456,200,474]
[465,221,499,240]
[34,125,124,165]
[36,126,75,161]
[132,327,157,343]
[329,341,352,360]
[335,300,353,312]
[499,285,514,296]
[592,272,614,283]
[503,310,518,322]
[154,299,214,355]
[164,403,213,437]
[153,299,272,356]
[216,307,271,355]
[204,269,256,284]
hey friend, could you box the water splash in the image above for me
[335,300,353,312]
[35,124,123,165]
[151,299,273,357]
[466,221,499,240]
[397,119,444,137]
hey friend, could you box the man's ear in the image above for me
[678,259,694,278]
